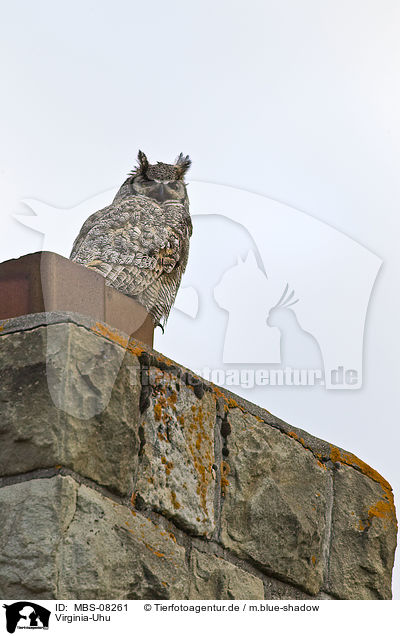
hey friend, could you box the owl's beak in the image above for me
[152,182,166,203]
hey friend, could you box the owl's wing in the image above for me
[70,196,188,300]
[70,204,116,260]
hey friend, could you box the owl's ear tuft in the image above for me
[128,150,149,177]
[137,150,149,174]
[175,153,192,178]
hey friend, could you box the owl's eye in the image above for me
[133,174,151,184]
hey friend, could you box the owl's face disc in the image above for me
[130,173,188,205]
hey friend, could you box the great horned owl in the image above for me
[70,151,192,328]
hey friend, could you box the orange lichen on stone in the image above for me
[356,502,392,533]
[143,542,166,559]
[91,322,129,348]
[286,429,321,456]
[211,385,242,412]
[167,391,177,408]
[152,369,165,384]
[170,491,181,510]
[210,386,225,399]
[154,403,162,421]
[287,432,313,455]
[140,366,215,525]
[329,445,391,491]
[210,384,273,416]
[0,318,12,334]
[184,402,214,518]
[125,527,134,536]
[154,353,175,366]
[127,341,146,357]
[90,323,150,362]
[329,444,397,528]
[331,445,394,492]
[0,319,10,332]
[368,499,396,527]
[160,457,173,476]
[221,461,230,497]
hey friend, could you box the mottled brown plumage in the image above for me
[70,151,192,328]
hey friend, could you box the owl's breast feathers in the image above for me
[70,194,191,327]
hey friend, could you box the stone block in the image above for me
[189,549,264,599]
[58,480,189,599]
[328,464,397,599]
[0,476,189,600]
[0,324,141,495]
[220,408,329,595]
[135,367,217,536]
[0,476,76,598]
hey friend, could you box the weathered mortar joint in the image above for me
[321,468,334,594]
[54,479,78,598]
[214,404,232,502]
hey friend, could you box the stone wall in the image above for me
[0,312,397,599]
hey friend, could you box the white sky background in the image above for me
[1,0,400,598]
